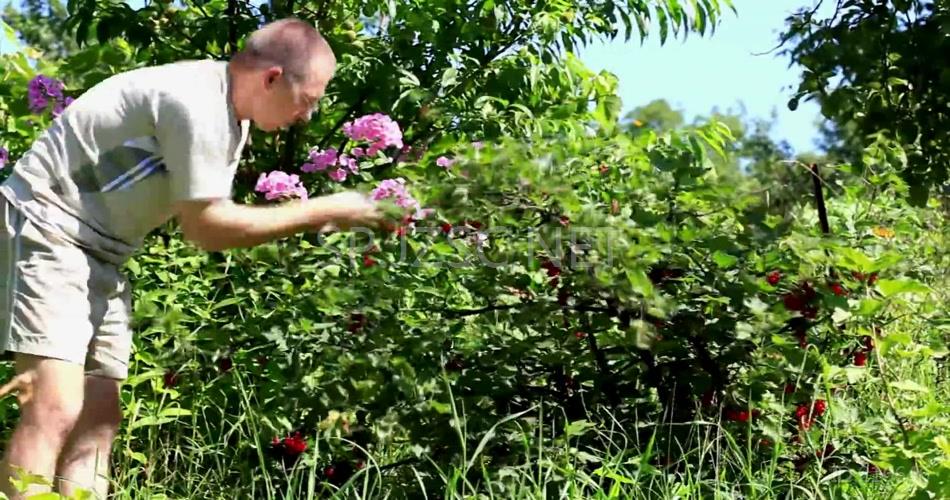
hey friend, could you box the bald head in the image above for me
[232,18,336,85]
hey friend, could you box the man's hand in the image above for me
[314,191,384,232]
[174,191,390,252]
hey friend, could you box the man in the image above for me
[0,17,381,498]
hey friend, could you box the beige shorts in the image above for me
[0,198,132,380]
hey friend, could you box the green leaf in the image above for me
[878,279,929,297]
[857,299,883,316]
[836,248,874,271]
[889,380,929,393]
[564,420,596,437]
[626,268,654,297]
[210,297,242,311]
[440,67,458,88]
[158,407,192,418]
[712,251,737,268]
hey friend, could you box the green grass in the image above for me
[90,358,938,500]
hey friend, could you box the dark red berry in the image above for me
[862,335,874,351]
[217,357,233,373]
[363,254,377,267]
[574,331,586,340]
[324,465,336,478]
[802,305,818,319]
[541,260,561,277]
[829,282,847,296]
[784,383,796,394]
[441,222,452,234]
[854,351,867,366]
[767,271,781,285]
[164,370,179,388]
[867,272,879,285]
[783,293,805,312]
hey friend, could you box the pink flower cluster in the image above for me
[255,171,308,200]
[0,147,8,169]
[371,178,416,208]
[371,178,433,220]
[301,147,360,182]
[343,113,403,156]
[436,156,455,168]
[28,75,73,117]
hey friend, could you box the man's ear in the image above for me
[263,66,282,87]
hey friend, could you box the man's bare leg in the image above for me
[54,375,122,498]
[0,354,85,499]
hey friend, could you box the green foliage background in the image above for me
[0,0,947,498]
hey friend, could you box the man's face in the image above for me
[254,59,334,131]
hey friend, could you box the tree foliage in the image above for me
[780,0,950,205]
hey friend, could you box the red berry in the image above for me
[574,331,586,340]
[868,272,879,285]
[795,405,808,419]
[862,335,874,351]
[795,331,808,348]
[363,254,377,267]
[783,293,805,311]
[736,410,750,422]
[324,465,336,478]
[814,399,827,415]
[441,222,452,234]
[766,271,782,285]
[541,260,561,277]
[854,351,867,366]
[802,305,818,320]
[851,271,866,281]
[784,383,796,394]
[829,282,847,296]
[217,357,233,373]
[798,415,812,430]
[760,439,771,446]
[163,370,179,388]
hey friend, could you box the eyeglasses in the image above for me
[282,74,321,112]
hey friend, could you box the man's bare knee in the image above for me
[12,354,86,440]
[76,376,122,433]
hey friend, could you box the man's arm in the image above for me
[174,191,380,252]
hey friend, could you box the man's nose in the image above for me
[296,109,313,123]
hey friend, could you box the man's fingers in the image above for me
[0,372,36,405]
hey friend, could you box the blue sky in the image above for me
[577,0,832,154]
[2,0,829,153]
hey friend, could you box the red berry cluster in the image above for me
[347,313,367,333]
[828,282,848,296]
[795,399,827,430]
[269,431,308,465]
[853,334,874,366]
[541,259,562,287]
[782,281,819,319]
[851,271,879,286]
